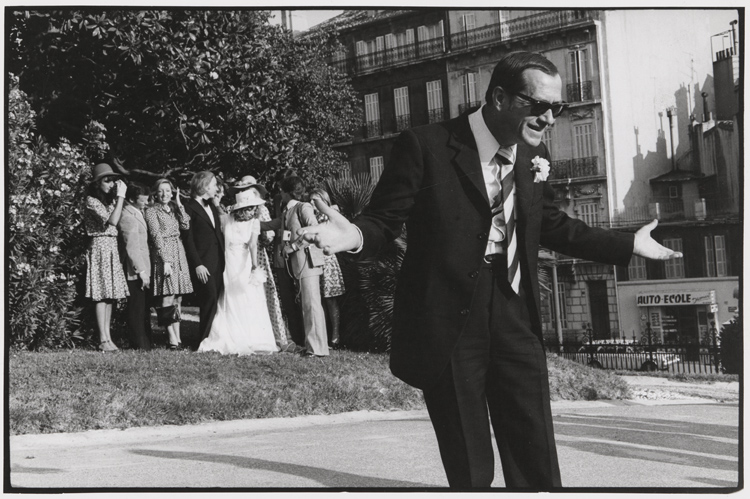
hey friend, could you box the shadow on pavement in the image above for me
[131,449,434,488]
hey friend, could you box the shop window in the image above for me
[704,235,727,277]
[663,238,684,278]
[628,255,647,280]
[370,156,384,183]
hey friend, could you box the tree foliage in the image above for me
[8,75,94,349]
[9,9,360,187]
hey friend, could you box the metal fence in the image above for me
[552,324,723,374]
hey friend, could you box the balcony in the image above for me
[611,196,740,227]
[567,81,593,102]
[548,157,600,180]
[329,10,597,75]
[364,119,383,138]
[395,114,411,131]
[451,10,596,50]
[458,101,481,115]
[428,107,446,123]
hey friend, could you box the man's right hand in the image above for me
[195,265,210,284]
[298,199,361,255]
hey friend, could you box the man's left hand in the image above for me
[633,219,683,260]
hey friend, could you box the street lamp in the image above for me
[666,107,676,171]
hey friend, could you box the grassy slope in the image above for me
[9,350,631,435]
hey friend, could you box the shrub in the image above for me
[7,74,97,349]
[720,316,741,375]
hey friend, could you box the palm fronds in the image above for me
[325,173,376,221]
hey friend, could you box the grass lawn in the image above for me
[8,349,631,436]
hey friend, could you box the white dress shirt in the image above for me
[468,106,517,255]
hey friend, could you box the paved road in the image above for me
[9,400,739,491]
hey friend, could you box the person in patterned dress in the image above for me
[144,178,193,349]
[308,187,346,348]
[85,163,130,352]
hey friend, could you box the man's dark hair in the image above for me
[126,182,150,202]
[281,175,304,194]
[484,51,559,105]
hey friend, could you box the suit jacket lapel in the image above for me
[447,116,490,209]
[189,198,212,226]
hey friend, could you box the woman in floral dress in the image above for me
[84,163,130,352]
[145,178,193,349]
[308,187,346,347]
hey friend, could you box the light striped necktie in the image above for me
[492,147,521,294]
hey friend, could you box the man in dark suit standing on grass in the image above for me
[300,51,682,489]
[183,171,224,350]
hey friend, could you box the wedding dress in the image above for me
[198,216,279,355]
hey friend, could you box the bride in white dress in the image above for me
[198,187,279,355]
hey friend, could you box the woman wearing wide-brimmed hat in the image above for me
[198,185,280,355]
[84,163,130,352]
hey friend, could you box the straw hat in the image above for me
[232,175,268,197]
[232,187,266,211]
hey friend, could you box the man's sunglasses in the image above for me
[512,91,568,118]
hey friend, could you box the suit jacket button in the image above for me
[469,271,479,278]
[477,232,487,240]
[460,309,470,316]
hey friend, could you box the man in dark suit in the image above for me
[300,52,682,489]
[183,171,224,350]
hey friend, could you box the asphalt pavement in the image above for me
[9,381,740,492]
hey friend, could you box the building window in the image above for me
[459,12,476,32]
[628,255,647,280]
[339,162,352,179]
[460,72,480,114]
[542,127,554,155]
[394,86,411,131]
[370,156,384,183]
[577,201,599,226]
[668,185,679,199]
[663,238,685,278]
[705,235,727,277]
[573,122,595,158]
[364,93,381,137]
[557,282,568,329]
[568,47,591,101]
[426,80,444,123]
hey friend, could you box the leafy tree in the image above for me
[9,9,360,187]
[7,75,94,349]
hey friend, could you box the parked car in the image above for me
[574,340,680,371]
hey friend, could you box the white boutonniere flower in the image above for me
[530,156,550,183]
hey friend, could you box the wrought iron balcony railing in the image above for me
[611,196,740,227]
[567,81,593,102]
[329,10,597,75]
[364,119,383,138]
[548,157,600,179]
[428,107,446,123]
[458,101,481,115]
[395,114,412,132]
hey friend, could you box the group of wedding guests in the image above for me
[83,162,345,357]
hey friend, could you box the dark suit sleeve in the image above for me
[354,129,424,259]
[261,217,282,232]
[181,203,202,270]
[538,147,634,266]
